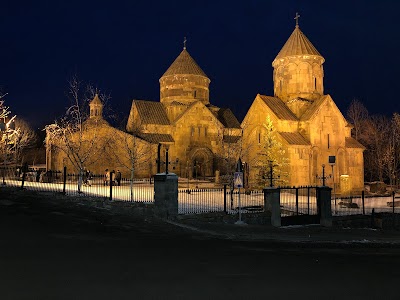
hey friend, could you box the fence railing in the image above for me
[279,186,318,217]
[332,191,399,216]
[0,167,154,203]
[1,166,399,217]
[178,187,264,214]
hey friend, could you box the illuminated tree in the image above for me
[13,118,38,165]
[255,115,289,187]
[45,77,111,192]
[0,95,20,166]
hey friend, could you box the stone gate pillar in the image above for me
[154,173,178,219]
[264,187,281,227]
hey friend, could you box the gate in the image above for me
[279,186,320,225]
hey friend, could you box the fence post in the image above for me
[63,166,67,195]
[317,186,332,227]
[307,186,310,215]
[393,191,395,215]
[109,171,114,201]
[362,190,365,215]
[296,188,299,215]
[223,184,227,213]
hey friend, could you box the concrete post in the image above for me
[154,172,178,219]
[264,187,280,227]
[317,186,332,227]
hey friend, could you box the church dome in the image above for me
[162,49,208,78]
[160,45,211,106]
[273,25,323,62]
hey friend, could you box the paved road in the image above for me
[1,188,400,299]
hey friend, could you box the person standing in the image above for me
[116,170,122,186]
[104,169,109,186]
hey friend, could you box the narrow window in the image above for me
[204,127,207,137]
[191,127,194,137]
[193,90,197,98]
[258,132,261,144]
[314,77,317,90]
[328,134,330,149]
[198,127,201,136]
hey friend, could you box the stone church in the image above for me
[126,45,242,179]
[46,94,155,178]
[46,20,365,193]
[241,22,365,193]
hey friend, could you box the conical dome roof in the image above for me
[162,48,208,78]
[274,26,323,61]
[90,94,102,105]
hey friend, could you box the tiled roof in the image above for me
[161,49,208,78]
[258,95,298,121]
[216,108,241,128]
[274,26,323,61]
[137,133,174,144]
[134,100,170,125]
[300,95,328,120]
[279,132,310,145]
[222,135,241,143]
[345,137,365,149]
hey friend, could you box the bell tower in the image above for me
[89,94,103,119]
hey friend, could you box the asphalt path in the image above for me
[1,188,399,300]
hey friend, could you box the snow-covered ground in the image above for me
[2,179,398,216]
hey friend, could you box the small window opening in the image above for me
[328,134,330,149]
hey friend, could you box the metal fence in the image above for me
[0,167,154,203]
[2,166,399,217]
[178,187,264,214]
[332,192,400,216]
[279,186,318,217]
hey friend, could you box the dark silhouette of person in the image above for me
[116,170,122,186]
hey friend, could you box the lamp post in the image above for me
[329,156,336,210]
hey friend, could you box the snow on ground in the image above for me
[2,179,399,216]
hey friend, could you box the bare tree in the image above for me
[363,115,391,182]
[13,118,38,165]
[0,95,20,166]
[45,77,111,192]
[347,99,369,141]
[108,124,152,200]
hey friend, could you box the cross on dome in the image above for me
[294,12,300,27]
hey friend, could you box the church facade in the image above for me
[241,22,365,193]
[126,46,242,180]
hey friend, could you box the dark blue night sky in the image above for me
[1,0,399,128]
